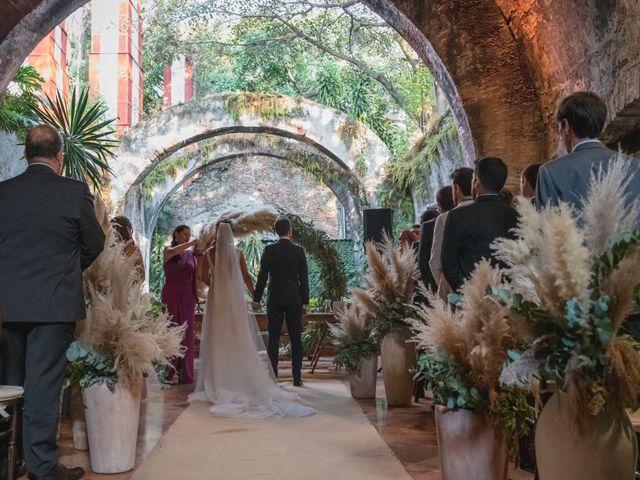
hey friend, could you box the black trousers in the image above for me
[1,323,74,477]
[267,304,303,381]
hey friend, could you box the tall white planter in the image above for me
[84,380,142,473]
[348,355,378,399]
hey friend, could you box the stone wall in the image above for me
[0,131,27,181]
[156,156,341,239]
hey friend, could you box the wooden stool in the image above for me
[0,385,24,480]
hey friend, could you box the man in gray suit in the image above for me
[0,125,105,480]
[536,91,640,218]
[536,91,640,340]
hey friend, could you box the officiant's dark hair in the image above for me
[25,125,63,161]
[274,217,291,237]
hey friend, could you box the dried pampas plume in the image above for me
[580,151,640,256]
[197,208,278,251]
[80,227,185,385]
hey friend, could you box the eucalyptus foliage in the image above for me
[333,328,378,374]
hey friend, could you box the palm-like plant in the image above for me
[0,66,43,138]
[33,87,117,190]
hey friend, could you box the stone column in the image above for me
[163,55,195,108]
[26,22,69,102]
[89,0,143,134]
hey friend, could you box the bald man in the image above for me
[0,125,104,480]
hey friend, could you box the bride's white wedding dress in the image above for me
[189,222,314,418]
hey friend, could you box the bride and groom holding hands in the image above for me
[190,216,315,418]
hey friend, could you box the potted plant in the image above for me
[66,230,184,474]
[330,299,379,398]
[494,156,640,480]
[410,262,531,480]
[361,236,419,407]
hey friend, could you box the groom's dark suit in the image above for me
[253,238,309,383]
[0,163,104,477]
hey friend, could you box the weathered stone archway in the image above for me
[113,92,390,210]
[132,132,368,274]
[2,0,639,179]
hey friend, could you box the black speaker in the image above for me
[363,208,393,245]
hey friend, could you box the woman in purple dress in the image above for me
[162,225,198,383]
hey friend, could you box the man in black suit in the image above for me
[441,157,518,292]
[417,187,453,293]
[252,217,309,386]
[0,125,105,480]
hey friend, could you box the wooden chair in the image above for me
[0,386,24,480]
[308,301,343,374]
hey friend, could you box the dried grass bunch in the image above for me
[77,224,185,387]
[411,261,517,400]
[197,207,278,251]
[330,300,378,374]
[496,153,640,435]
[409,262,529,457]
[358,234,419,338]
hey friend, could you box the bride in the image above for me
[189,220,314,418]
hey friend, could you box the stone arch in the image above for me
[2,0,639,179]
[113,93,390,212]
[131,132,367,264]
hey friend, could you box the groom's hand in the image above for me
[251,301,261,312]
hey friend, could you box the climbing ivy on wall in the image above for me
[142,155,191,198]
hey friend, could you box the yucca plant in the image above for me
[33,87,117,190]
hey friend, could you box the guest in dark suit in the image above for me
[0,125,105,480]
[441,157,519,292]
[520,163,541,203]
[418,188,453,293]
[536,91,640,216]
[252,217,309,386]
[536,91,640,341]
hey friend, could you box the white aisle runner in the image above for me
[131,379,413,480]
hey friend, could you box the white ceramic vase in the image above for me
[348,355,378,399]
[83,380,142,473]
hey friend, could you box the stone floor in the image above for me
[21,359,534,479]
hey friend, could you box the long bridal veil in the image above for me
[189,222,314,418]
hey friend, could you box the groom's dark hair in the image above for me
[274,217,291,237]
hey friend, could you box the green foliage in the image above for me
[372,302,416,341]
[237,234,265,282]
[33,87,117,190]
[417,351,531,461]
[65,341,118,391]
[288,212,348,302]
[0,66,43,139]
[149,233,168,298]
[333,328,378,374]
[143,155,190,198]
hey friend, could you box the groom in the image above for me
[252,217,309,386]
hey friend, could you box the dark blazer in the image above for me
[253,238,309,306]
[0,164,105,323]
[417,219,438,293]
[441,195,518,292]
[536,141,640,223]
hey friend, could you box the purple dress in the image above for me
[161,249,197,383]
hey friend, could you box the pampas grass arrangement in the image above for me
[409,262,530,457]
[70,213,185,389]
[495,152,640,436]
[330,299,378,374]
[360,234,419,339]
[197,208,278,252]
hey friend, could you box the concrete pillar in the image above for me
[26,22,69,102]
[163,55,195,108]
[89,0,143,134]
